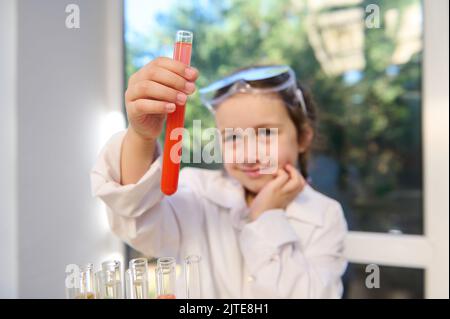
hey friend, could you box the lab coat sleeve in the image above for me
[90,130,204,258]
[239,203,348,299]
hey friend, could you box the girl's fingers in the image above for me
[126,80,187,106]
[128,99,177,116]
[282,164,305,193]
[130,57,198,84]
[153,57,199,80]
[270,168,290,189]
[140,66,196,95]
[285,164,300,181]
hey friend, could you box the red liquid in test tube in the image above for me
[161,31,193,195]
[156,294,176,299]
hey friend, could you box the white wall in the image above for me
[0,0,125,298]
[0,0,18,299]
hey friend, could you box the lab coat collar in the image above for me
[203,170,325,227]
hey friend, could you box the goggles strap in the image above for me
[295,88,308,116]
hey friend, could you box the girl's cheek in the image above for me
[276,139,298,168]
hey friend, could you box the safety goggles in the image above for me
[199,65,307,115]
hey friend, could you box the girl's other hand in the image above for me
[125,57,199,141]
[248,164,306,221]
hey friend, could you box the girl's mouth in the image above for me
[239,166,262,178]
[244,170,261,178]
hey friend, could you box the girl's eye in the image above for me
[259,128,277,136]
[224,134,241,143]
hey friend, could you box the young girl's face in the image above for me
[215,93,305,194]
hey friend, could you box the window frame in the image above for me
[344,0,449,299]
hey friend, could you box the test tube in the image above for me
[126,258,149,299]
[161,30,194,196]
[94,270,106,299]
[78,263,96,299]
[125,269,131,299]
[184,255,202,299]
[100,260,123,299]
[155,257,177,299]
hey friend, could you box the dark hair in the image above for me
[215,65,318,178]
[282,81,317,179]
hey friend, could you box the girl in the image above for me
[91,57,348,298]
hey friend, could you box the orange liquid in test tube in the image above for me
[156,294,176,299]
[161,31,193,195]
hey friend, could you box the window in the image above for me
[344,263,424,299]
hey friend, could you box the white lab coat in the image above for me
[91,131,348,299]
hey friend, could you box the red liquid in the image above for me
[156,294,176,299]
[161,41,193,196]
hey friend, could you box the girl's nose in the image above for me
[243,146,258,164]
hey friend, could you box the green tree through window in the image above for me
[124,0,423,234]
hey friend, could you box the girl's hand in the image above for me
[248,164,306,221]
[125,57,199,141]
